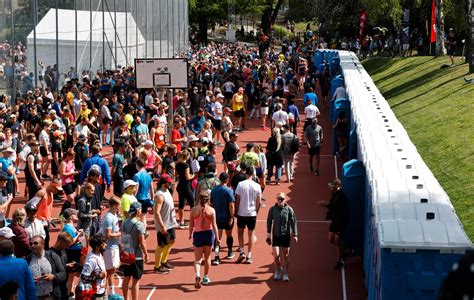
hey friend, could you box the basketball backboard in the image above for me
[135,58,188,89]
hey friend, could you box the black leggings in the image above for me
[177,184,194,209]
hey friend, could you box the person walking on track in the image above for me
[235,166,262,264]
[304,118,324,175]
[189,190,220,289]
[266,192,298,282]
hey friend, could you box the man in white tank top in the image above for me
[153,174,178,274]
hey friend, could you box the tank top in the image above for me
[61,160,75,185]
[193,205,213,232]
[24,153,41,183]
[154,190,178,230]
[154,127,165,149]
[145,151,156,170]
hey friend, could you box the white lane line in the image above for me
[341,265,348,300]
[334,155,339,178]
[146,287,157,300]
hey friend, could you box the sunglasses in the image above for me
[277,197,285,201]
[29,241,40,246]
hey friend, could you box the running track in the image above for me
[10,96,365,299]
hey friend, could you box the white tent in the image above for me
[26,8,174,77]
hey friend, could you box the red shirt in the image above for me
[171,128,182,152]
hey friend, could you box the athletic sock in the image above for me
[226,236,234,251]
[196,271,200,277]
[239,247,244,254]
[214,245,220,257]
[110,286,115,295]
[248,251,252,259]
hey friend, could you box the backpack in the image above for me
[120,221,137,265]
[290,134,300,154]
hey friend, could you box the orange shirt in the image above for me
[37,191,53,222]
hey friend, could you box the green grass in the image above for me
[363,56,474,239]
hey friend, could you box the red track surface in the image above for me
[10,97,365,299]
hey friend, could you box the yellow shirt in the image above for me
[232,93,244,111]
[124,113,134,129]
[77,108,91,121]
[67,92,74,106]
[121,193,137,220]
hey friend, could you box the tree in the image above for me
[260,0,285,35]
[189,0,228,43]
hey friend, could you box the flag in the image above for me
[359,10,368,42]
[430,0,436,43]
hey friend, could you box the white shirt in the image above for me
[332,86,346,101]
[211,101,223,120]
[272,110,289,125]
[81,252,106,295]
[39,130,50,148]
[235,179,262,217]
[304,105,320,119]
[74,123,92,137]
[144,94,153,107]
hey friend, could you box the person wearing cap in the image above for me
[76,101,91,121]
[61,208,84,296]
[73,134,89,185]
[122,202,148,299]
[8,208,30,258]
[304,117,324,175]
[121,179,139,220]
[0,148,16,198]
[153,174,178,274]
[266,192,298,282]
[26,178,64,249]
[232,87,245,131]
[23,203,46,240]
[0,239,37,300]
[5,113,23,140]
[133,158,154,225]
[0,226,16,241]
[221,107,234,143]
[39,120,52,179]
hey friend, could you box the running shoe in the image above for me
[273,268,282,280]
[244,257,253,264]
[212,257,221,265]
[195,276,201,289]
[162,262,174,270]
[236,253,246,263]
[154,266,170,274]
[283,273,290,282]
[179,222,189,229]
[227,251,235,259]
[201,276,211,285]
[315,170,320,176]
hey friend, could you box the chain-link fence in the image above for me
[0,0,189,101]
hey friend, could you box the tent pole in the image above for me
[75,0,78,75]
[125,0,128,67]
[145,0,148,58]
[167,0,170,57]
[89,0,92,76]
[135,0,138,58]
[55,0,59,91]
[114,0,117,69]
[10,0,16,102]
[102,0,105,72]
[171,0,175,56]
[152,0,155,57]
[159,0,162,58]
[33,0,38,87]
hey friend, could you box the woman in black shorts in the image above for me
[175,150,196,228]
[189,190,220,288]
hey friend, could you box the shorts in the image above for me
[102,117,111,125]
[308,146,321,156]
[40,146,48,157]
[260,106,269,115]
[113,177,124,196]
[224,91,233,100]
[177,185,194,209]
[304,119,313,132]
[157,228,176,247]
[256,167,263,178]
[66,248,82,272]
[211,119,222,131]
[217,219,234,231]
[6,179,14,194]
[104,248,121,270]
[272,235,291,248]
[63,182,77,195]
[51,161,59,176]
[193,230,215,247]
[236,215,257,231]
[121,260,144,280]
[447,47,455,56]
[137,199,153,214]
[234,109,244,118]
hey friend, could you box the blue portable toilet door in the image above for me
[332,98,351,155]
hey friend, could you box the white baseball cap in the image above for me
[123,180,139,189]
[0,227,16,239]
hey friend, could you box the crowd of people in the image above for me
[0,37,358,300]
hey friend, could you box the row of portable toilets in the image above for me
[314,49,473,300]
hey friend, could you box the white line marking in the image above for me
[257,219,329,223]
[341,265,348,300]
[146,287,157,300]
[334,155,339,178]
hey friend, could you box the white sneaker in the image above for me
[283,273,289,282]
[273,269,282,280]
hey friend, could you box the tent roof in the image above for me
[26,9,144,43]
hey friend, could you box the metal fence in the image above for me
[0,0,189,101]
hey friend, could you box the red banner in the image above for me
[430,0,436,43]
[359,10,368,42]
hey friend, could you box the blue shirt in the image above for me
[287,104,300,121]
[187,116,206,134]
[0,256,36,300]
[0,157,14,180]
[131,124,149,144]
[103,212,120,249]
[63,223,82,250]
[133,170,152,201]
[211,185,235,223]
[304,92,318,106]
[80,154,111,186]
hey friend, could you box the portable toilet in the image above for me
[314,50,323,68]
[349,125,358,159]
[341,160,366,255]
[330,75,344,99]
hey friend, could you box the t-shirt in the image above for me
[235,179,262,217]
[240,151,259,167]
[171,129,182,152]
[162,156,175,179]
[304,105,320,119]
[63,223,82,250]
[176,162,191,188]
[304,92,318,106]
[211,185,235,223]
[272,110,289,125]
[121,193,137,220]
[122,218,146,259]
[112,153,125,178]
[103,212,120,249]
[211,102,223,120]
[232,93,244,111]
[81,252,106,295]
[133,170,152,201]
[132,124,149,144]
